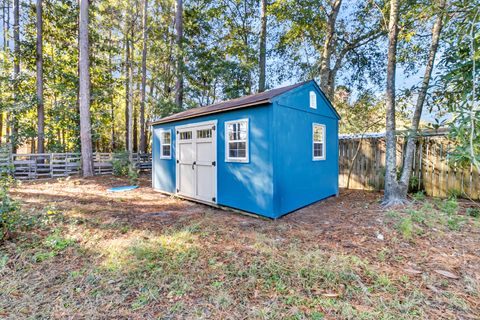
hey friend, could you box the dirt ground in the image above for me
[1,173,479,319]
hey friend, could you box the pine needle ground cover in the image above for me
[1,174,479,319]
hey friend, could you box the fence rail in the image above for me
[339,135,480,200]
[0,152,152,180]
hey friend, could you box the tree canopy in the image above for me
[0,0,478,160]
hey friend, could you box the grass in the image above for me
[389,197,473,240]
[1,176,479,319]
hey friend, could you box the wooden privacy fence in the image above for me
[0,152,152,180]
[339,134,480,200]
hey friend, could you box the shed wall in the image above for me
[272,83,339,216]
[152,104,276,217]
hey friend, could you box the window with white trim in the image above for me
[309,91,317,109]
[160,130,171,159]
[225,119,249,162]
[313,124,325,160]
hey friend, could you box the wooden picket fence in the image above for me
[0,152,152,180]
[339,133,480,200]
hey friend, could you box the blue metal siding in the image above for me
[152,105,276,218]
[272,84,339,217]
[151,81,339,219]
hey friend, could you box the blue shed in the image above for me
[149,80,340,219]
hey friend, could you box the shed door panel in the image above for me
[176,123,216,203]
[177,135,195,197]
[195,139,215,202]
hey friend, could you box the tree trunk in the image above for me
[139,0,148,153]
[128,17,134,160]
[133,107,138,152]
[382,0,404,206]
[36,0,44,154]
[11,0,19,153]
[1,0,9,145]
[174,0,183,108]
[108,29,115,152]
[124,21,130,151]
[319,0,342,100]
[78,0,94,177]
[399,0,446,196]
[258,0,267,93]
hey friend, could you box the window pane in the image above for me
[237,141,246,151]
[314,126,324,142]
[180,131,192,140]
[228,141,246,159]
[162,145,171,157]
[237,149,246,158]
[162,132,171,144]
[227,121,247,141]
[197,129,211,139]
[314,143,323,158]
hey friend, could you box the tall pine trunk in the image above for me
[36,0,44,154]
[127,14,134,161]
[12,0,19,153]
[258,0,267,92]
[174,0,183,108]
[124,17,130,151]
[108,29,115,152]
[382,0,403,206]
[139,0,148,153]
[78,0,93,177]
[398,0,446,196]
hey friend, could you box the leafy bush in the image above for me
[0,175,20,241]
[112,151,130,176]
[128,165,139,186]
[112,151,139,186]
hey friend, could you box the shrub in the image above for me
[112,151,130,176]
[128,165,139,186]
[112,152,139,186]
[0,175,20,241]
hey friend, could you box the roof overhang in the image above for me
[148,99,271,126]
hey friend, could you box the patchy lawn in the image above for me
[1,174,479,319]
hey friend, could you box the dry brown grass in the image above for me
[0,174,479,319]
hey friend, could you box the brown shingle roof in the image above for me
[148,81,310,125]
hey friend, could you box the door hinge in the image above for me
[212,125,216,131]
[212,197,216,202]
[176,188,179,193]
[176,159,179,164]
[212,161,216,166]
[176,130,179,134]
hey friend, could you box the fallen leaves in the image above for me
[403,268,422,275]
[434,269,459,279]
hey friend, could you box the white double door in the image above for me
[176,121,217,203]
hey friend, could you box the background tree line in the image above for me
[0,0,478,202]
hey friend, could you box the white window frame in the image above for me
[225,118,249,163]
[160,129,172,159]
[312,123,326,161]
[309,91,317,109]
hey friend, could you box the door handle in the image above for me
[192,161,196,170]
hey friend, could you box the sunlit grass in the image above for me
[95,229,198,273]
